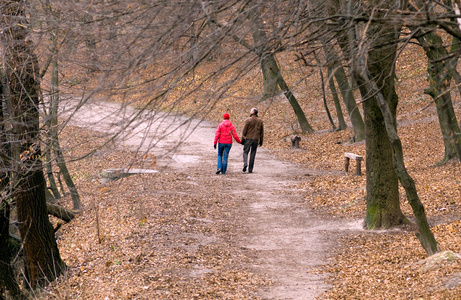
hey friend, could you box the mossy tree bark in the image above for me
[352,2,439,255]
[352,5,405,229]
[359,71,440,255]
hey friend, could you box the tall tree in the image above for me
[45,4,83,209]
[327,66,347,130]
[323,42,365,140]
[250,12,314,133]
[357,14,405,229]
[348,0,438,253]
[0,0,65,288]
[412,27,461,163]
[205,1,314,133]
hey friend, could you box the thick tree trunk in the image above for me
[1,0,66,288]
[362,95,404,228]
[355,8,404,229]
[357,77,405,228]
[351,3,439,254]
[261,53,280,98]
[0,77,21,298]
[365,75,440,255]
[17,171,66,287]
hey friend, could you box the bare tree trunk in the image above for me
[0,68,21,298]
[350,2,405,229]
[47,202,75,222]
[362,72,440,255]
[312,51,336,129]
[204,2,314,133]
[414,30,461,163]
[328,67,347,130]
[249,7,314,134]
[256,49,313,134]
[447,37,461,97]
[1,0,66,288]
[41,0,82,209]
[50,59,82,210]
[44,59,61,198]
[0,202,24,299]
[45,145,61,198]
[351,1,439,254]
[323,43,365,141]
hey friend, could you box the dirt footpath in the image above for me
[65,98,362,299]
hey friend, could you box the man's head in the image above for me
[223,113,230,120]
[250,108,258,116]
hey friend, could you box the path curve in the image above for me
[64,98,362,299]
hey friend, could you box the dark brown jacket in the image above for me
[242,115,264,144]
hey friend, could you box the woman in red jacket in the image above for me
[213,113,241,174]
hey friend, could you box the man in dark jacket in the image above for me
[241,108,264,173]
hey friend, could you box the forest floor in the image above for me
[38,93,461,299]
[34,41,461,299]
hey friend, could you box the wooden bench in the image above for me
[344,153,363,175]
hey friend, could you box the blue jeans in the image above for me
[217,143,232,174]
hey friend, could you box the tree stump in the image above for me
[291,135,301,148]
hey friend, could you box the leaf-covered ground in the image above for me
[40,43,461,299]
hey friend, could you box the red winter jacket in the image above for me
[214,120,241,145]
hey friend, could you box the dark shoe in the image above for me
[249,169,253,173]
[243,166,247,172]
[216,169,222,174]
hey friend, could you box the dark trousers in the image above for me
[243,139,258,172]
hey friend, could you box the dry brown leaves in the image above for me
[40,128,269,299]
[38,42,461,299]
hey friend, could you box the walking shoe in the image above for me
[216,169,222,174]
[243,166,247,172]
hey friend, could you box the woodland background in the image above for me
[0,0,461,299]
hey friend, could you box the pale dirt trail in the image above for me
[64,98,362,299]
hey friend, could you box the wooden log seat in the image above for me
[344,152,363,176]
